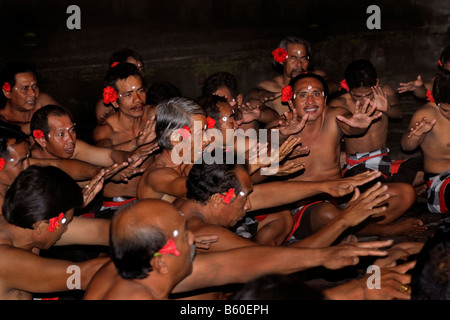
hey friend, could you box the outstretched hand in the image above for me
[398,75,423,94]
[278,109,308,136]
[336,98,382,129]
[326,170,382,197]
[407,117,437,138]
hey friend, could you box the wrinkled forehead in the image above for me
[293,77,324,91]
[14,72,37,84]
[48,114,74,129]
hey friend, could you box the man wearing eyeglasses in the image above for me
[0,60,59,136]
[328,59,424,189]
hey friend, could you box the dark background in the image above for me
[0,0,449,143]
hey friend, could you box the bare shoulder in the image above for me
[38,92,59,106]
[92,118,115,142]
[328,94,349,109]
[256,76,283,92]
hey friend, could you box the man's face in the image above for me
[219,167,253,227]
[291,77,326,121]
[43,114,77,159]
[214,86,237,108]
[1,140,30,186]
[349,86,374,105]
[7,72,40,112]
[284,43,310,79]
[189,114,209,163]
[115,75,146,118]
[217,101,237,145]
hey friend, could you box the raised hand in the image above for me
[278,108,309,136]
[407,117,437,138]
[371,86,389,112]
[398,75,423,94]
[326,170,382,197]
[136,116,157,147]
[82,169,107,207]
[322,239,392,270]
[194,234,219,250]
[336,98,382,129]
[236,99,262,124]
[339,182,390,228]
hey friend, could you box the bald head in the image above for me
[110,199,190,280]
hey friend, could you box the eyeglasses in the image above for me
[350,91,374,98]
[293,90,325,100]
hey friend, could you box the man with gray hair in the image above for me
[247,36,333,115]
[136,97,209,202]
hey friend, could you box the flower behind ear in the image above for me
[103,86,118,104]
[281,86,293,102]
[2,82,11,92]
[426,90,435,103]
[339,79,349,91]
[33,129,44,139]
[219,188,236,204]
[0,158,5,171]
[272,47,288,63]
[206,117,216,129]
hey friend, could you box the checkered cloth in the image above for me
[426,169,450,214]
[342,148,405,178]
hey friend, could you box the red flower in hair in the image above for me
[0,158,5,171]
[154,238,180,257]
[111,61,120,68]
[438,60,443,67]
[206,116,216,129]
[281,85,293,102]
[2,82,11,92]
[176,126,191,140]
[103,86,118,104]
[220,188,236,204]
[272,47,288,63]
[426,90,435,103]
[48,213,66,232]
[32,129,44,139]
[340,79,349,91]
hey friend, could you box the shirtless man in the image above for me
[177,160,387,251]
[95,48,145,123]
[401,72,450,214]
[398,45,450,100]
[0,165,110,300]
[137,97,209,203]
[269,73,423,238]
[201,71,279,131]
[247,36,334,115]
[328,59,424,191]
[92,63,158,205]
[29,105,151,183]
[0,60,59,135]
[83,198,392,300]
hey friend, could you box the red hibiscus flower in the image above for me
[281,85,293,102]
[220,188,236,204]
[438,60,443,67]
[176,126,191,140]
[0,158,5,171]
[340,79,349,91]
[206,116,216,129]
[272,47,288,63]
[2,82,11,92]
[33,129,44,139]
[103,86,118,104]
[48,213,65,232]
[111,61,120,68]
[154,238,180,257]
[426,90,435,103]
